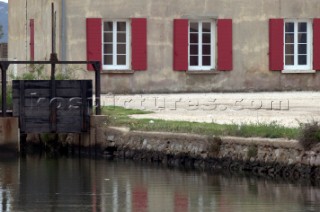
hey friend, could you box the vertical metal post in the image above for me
[61,0,67,73]
[51,3,55,57]
[93,62,101,115]
[50,2,57,81]
[0,64,6,117]
[50,3,57,132]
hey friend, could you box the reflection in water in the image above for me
[0,187,11,212]
[0,156,320,211]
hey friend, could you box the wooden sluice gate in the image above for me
[0,3,103,153]
[12,80,93,133]
[0,60,101,153]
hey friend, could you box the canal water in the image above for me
[0,157,320,212]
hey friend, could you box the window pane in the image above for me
[203,56,211,66]
[190,45,198,54]
[298,33,307,43]
[285,44,294,54]
[298,23,307,32]
[104,33,113,43]
[202,22,211,33]
[298,55,307,65]
[104,44,113,54]
[298,44,307,54]
[190,56,198,66]
[104,22,113,32]
[285,55,294,65]
[117,55,126,65]
[202,33,211,43]
[190,22,198,33]
[202,45,211,55]
[117,33,126,43]
[104,55,113,65]
[285,23,294,33]
[117,44,126,54]
[190,33,198,43]
[285,34,294,43]
[117,22,126,32]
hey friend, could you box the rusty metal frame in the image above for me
[0,60,101,117]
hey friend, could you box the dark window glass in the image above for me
[117,44,126,54]
[104,22,113,32]
[117,33,126,43]
[298,23,307,32]
[104,44,113,54]
[104,33,113,43]
[117,55,126,65]
[285,23,294,33]
[190,33,198,43]
[203,56,211,66]
[285,55,294,65]
[285,44,294,54]
[190,56,198,66]
[117,22,126,32]
[202,45,211,55]
[298,44,307,54]
[298,33,307,43]
[190,45,198,55]
[298,55,307,65]
[202,34,211,43]
[190,22,198,33]
[104,55,113,65]
[285,34,294,43]
[202,22,211,33]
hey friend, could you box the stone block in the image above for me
[81,133,91,148]
[0,117,19,152]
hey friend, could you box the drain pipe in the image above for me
[61,0,66,73]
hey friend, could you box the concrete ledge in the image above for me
[102,70,134,74]
[186,70,220,75]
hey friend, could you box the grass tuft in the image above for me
[299,121,320,150]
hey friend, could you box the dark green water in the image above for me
[0,156,320,212]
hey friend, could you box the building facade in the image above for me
[0,43,8,59]
[8,0,320,93]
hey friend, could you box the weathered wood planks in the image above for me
[12,80,93,133]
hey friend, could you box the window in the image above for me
[103,20,130,70]
[188,20,215,70]
[86,18,147,71]
[165,19,233,71]
[284,20,312,70]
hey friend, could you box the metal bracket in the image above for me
[92,62,100,72]
[0,61,10,72]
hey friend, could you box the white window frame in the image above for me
[188,20,216,71]
[284,19,312,71]
[102,20,131,70]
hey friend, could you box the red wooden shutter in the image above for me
[131,18,147,70]
[173,19,188,71]
[217,19,233,71]
[86,18,102,71]
[269,19,284,71]
[30,19,35,61]
[313,19,320,70]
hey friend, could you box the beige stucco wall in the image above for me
[8,0,62,72]
[8,0,320,93]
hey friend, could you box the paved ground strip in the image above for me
[101,92,320,127]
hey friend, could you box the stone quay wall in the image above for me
[93,126,320,180]
[22,115,320,180]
